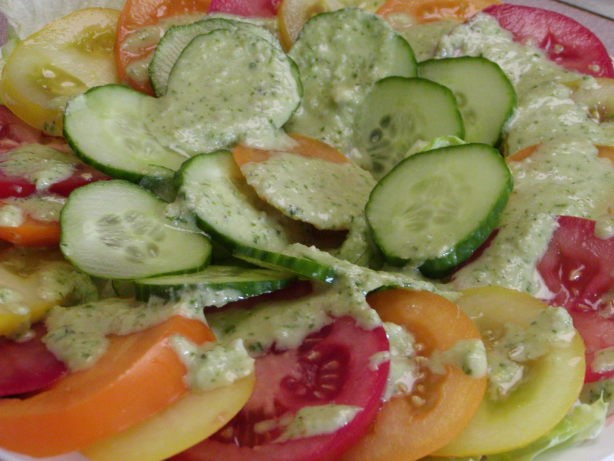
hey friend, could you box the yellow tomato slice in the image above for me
[0,248,93,336]
[1,8,119,136]
[435,286,585,457]
[82,374,255,461]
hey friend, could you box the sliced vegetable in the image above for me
[134,265,296,307]
[0,8,119,136]
[0,315,215,456]
[0,144,108,198]
[149,16,279,96]
[235,135,374,230]
[0,207,61,247]
[82,375,255,461]
[483,4,614,78]
[353,76,464,178]
[173,315,390,461]
[116,0,211,94]
[536,215,614,382]
[0,323,67,397]
[435,287,585,457]
[60,180,212,279]
[366,143,512,277]
[208,0,280,16]
[177,151,336,282]
[0,106,57,154]
[287,7,416,155]
[418,57,516,145]
[341,289,487,461]
[377,0,499,25]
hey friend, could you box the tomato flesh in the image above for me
[536,215,614,382]
[483,4,614,78]
[0,323,67,397]
[0,106,61,154]
[173,315,389,461]
[208,0,280,16]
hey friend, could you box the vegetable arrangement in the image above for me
[0,0,612,461]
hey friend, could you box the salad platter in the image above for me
[0,0,612,460]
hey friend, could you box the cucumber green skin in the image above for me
[133,266,296,305]
[366,144,513,278]
[233,247,336,284]
[418,57,516,147]
[418,181,510,279]
[63,85,185,183]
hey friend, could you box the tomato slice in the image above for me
[536,215,614,382]
[0,8,119,136]
[116,0,212,94]
[341,289,486,461]
[483,4,614,78]
[0,198,63,247]
[173,315,390,461]
[0,144,108,199]
[0,315,215,457]
[0,106,62,154]
[377,0,499,24]
[0,323,67,397]
[208,0,280,16]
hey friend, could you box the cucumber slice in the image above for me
[287,8,416,156]
[60,180,211,279]
[353,76,464,179]
[418,57,516,145]
[148,28,301,155]
[63,85,186,182]
[365,143,512,277]
[178,151,336,283]
[134,265,296,306]
[150,17,280,97]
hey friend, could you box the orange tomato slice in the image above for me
[0,315,215,457]
[341,289,487,461]
[0,215,60,247]
[377,0,500,25]
[507,144,614,164]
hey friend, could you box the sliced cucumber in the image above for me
[148,28,301,155]
[418,57,516,145]
[365,143,512,277]
[150,17,280,97]
[63,85,186,182]
[287,8,416,156]
[178,151,336,283]
[60,180,211,279]
[353,76,464,179]
[134,265,296,306]
[233,247,336,284]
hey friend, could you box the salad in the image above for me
[0,0,612,460]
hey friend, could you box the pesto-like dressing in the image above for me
[241,153,375,230]
[171,336,254,391]
[275,405,362,442]
[0,195,65,225]
[0,144,76,192]
[382,321,418,399]
[429,338,487,378]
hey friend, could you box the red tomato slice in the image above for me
[0,323,67,397]
[0,106,63,154]
[173,315,389,461]
[207,0,280,16]
[483,4,614,78]
[536,215,614,382]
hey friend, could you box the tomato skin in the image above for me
[0,215,60,247]
[377,0,499,24]
[0,323,67,397]
[483,4,614,78]
[173,315,390,461]
[536,215,614,382]
[208,0,280,16]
